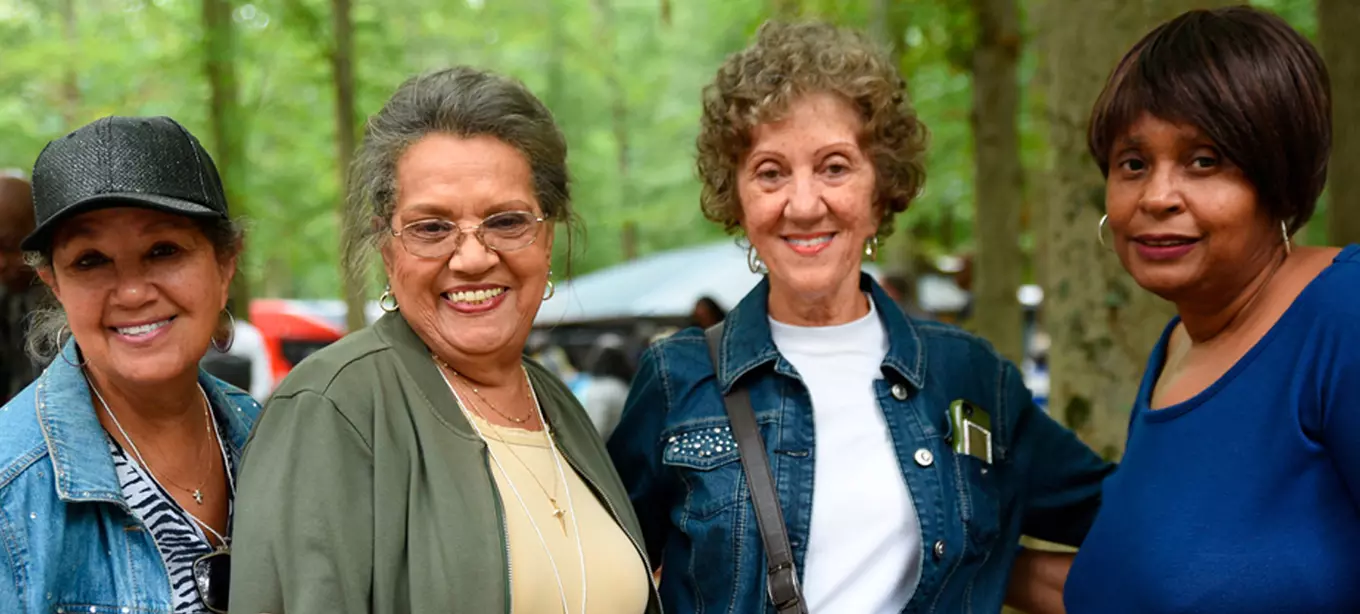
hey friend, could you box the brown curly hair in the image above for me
[696,20,928,238]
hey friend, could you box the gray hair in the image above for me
[21,217,244,364]
[344,66,575,280]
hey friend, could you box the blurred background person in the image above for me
[0,171,42,404]
[689,295,726,329]
[577,333,633,439]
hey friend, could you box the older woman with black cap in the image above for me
[0,116,259,613]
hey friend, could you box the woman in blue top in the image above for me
[609,21,1114,614]
[1064,7,1360,613]
[0,116,260,613]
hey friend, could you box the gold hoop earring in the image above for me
[543,271,556,301]
[379,285,399,312]
[1097,214,1109,248]
[864,237,880,260]
[1281,220,1292,256]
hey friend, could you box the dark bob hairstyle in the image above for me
[1088,6,1331,234]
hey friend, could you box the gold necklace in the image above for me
[434,356,532,424]
[466,398,566,533]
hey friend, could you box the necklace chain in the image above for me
[86,372,235,547]
[434,356,532,424]
[462,395,563,521]
[437,359,587,614]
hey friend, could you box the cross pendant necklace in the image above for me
[550,499,567,534]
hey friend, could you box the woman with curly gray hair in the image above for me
[609,21,1112,614]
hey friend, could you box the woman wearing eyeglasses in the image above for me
[0,116,258,613]
[229,67,660,614]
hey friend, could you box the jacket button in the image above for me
[933,540,947,560]
[891,384,909,400]
[913,448,934,467]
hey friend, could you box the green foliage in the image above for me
[0,0,1322,298]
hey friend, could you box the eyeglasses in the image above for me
[391,210,545,259]
[193,548,231,613]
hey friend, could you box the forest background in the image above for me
[1,0,1353,457]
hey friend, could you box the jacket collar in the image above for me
[35,340,257,504]
[714,272,927,393]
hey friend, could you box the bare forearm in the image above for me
[1004,547,1073,614]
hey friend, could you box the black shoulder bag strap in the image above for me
[704,323,808,614]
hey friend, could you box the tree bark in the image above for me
[969,0,1024,364]
[60,0,79,129]
[331,0,365,333]
[1320,0,1360,246]
[203,0,251,314]
[1041,0,1231,458]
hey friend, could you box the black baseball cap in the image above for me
[21,116,229,252]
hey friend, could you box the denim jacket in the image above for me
[0,342,260,613]
[608,275,1114,614]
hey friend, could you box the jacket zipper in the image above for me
[559,452,665,614]
[482,445,514,614]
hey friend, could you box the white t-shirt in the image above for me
[769,297,922,613]
[227,320,272,403]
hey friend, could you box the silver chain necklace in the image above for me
[85,371,235,547]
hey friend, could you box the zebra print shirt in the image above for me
[108,433,235,613]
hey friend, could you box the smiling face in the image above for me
[380,133,553,368]
[1104,113,1281,303]
[736,91,878,321]
[38,207,234,387]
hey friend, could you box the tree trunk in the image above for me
[969,0,1024,364]
[1320,0,1360,246]
[60,0,79,129]
[331,0,366,333]
[1041,0,1231,458]
[593,0,634,259]
[203,0,251,315]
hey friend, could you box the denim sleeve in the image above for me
[0,509,24,613]
[1005,359,1116,547]
[607,345,674,568]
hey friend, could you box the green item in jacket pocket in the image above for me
[950,399,993,464]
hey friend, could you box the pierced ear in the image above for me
[36,267,59,300]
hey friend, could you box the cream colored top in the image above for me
[470,412,650,614]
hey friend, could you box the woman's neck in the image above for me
[85,364,205,439]
[1174,248,1288,345]
[767,276,870,327]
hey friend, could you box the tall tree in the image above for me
[1040,0,1232,457]
[203,0,251,313]
[59,0,79,129]
[331,0,365,332]
[1320,0,1360,246]
[969,0,1023,364]
[591,0,637,260]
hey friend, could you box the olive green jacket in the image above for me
[228,313,662,614]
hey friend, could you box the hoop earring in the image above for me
[746,244,768,274]
[212,310,236,353]
[59,336,87,368]
[1281,220,1292,256]
[864,237,880,260]
[379,285,399,313]
[543,271,556,301]
[1097,214,1109,248]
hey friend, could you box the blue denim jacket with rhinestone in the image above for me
[608,274,1114,614]
[0,341,259,613]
